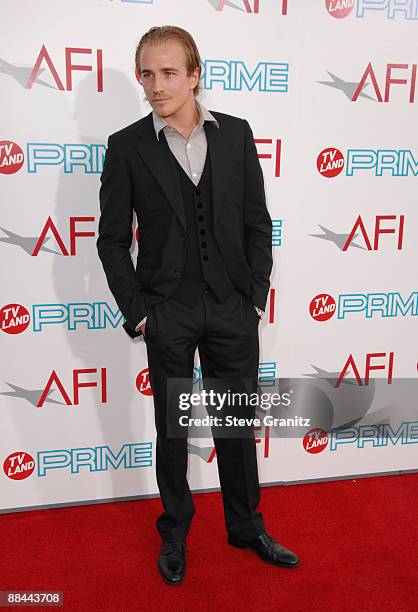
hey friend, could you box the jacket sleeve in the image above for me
[97,135,146,337]
[242,119,273,311]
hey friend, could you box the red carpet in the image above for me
[2,473,417,611]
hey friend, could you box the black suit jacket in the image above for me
[97,109,273,339]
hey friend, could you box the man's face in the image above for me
[138,39,199,118]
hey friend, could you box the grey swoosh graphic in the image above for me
[309,225,365,250]
[317,71,375,101]
[0,227,63,256]
[0,58,57,89]
[0,382,66,407]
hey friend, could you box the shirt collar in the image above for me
[152,99,219,141]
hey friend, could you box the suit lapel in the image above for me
[135,114,186,230]
[204,119,228,230]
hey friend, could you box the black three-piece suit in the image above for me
[97,108,273,543]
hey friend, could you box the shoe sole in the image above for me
[157,562,186,585]
[228,540,301,568]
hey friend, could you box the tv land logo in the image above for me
[317,147,418,177]
[0,302,124,334]
[0,142,24,174]
[3,443,153,480]
[325,0,418,20]
[213,0,289,14]
[319,63,418,103]
[303,421,418,453]
[0,217,96,256]
[303,428,329,453]
[309,291,418,322]
[0,141,105,175]
[136,368,153,396]
[310,214,405,251]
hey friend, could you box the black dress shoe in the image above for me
[228,532,300,568]
[157,541,187,585]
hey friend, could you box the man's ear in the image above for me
[190,66,200,89]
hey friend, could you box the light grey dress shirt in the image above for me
[136,100,263,332]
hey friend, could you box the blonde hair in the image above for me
[135,25,202,96]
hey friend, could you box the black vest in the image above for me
[165,136,234,307]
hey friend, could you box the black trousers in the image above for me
[144,286,266,543]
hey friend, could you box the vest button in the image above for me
[198,215,204,222]
[197,202,203,208]
[201,242,207,248]
[203,255,208,261]
[200,229,206,236]
[181,232,188,240]
[174,267,183,277]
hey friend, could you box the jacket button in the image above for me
[175,267,183,277]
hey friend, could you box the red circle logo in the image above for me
[4,452,35,480]
[303,429,329,454]
[325,0,354,19]
[309,294,336,322]
[136,367,153,396]
[0,303,30,334]
[317,147,345,178]
[0,141,24,175]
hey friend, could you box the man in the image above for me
[97,25,300,585]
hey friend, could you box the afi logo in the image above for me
[337,352,394,386]
[27,45,103,91]
[0,216,96,257]
[353,63,417,103]
[344,215,405,250]
[34,216,95,256]
[256,138,282,177]
[215,0,289,14]
[39,368,108,407]
[310,215,405,251]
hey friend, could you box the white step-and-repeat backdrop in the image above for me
[2,0,417,513]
